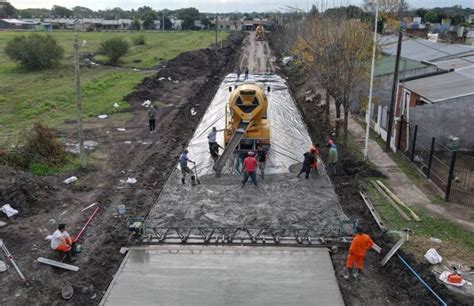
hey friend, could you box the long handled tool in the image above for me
[0,239,28,284]
[192,162,201,184]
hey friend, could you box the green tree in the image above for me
[5,34,64,71]
[130,18,141,31]
[51,5,73,18]
[72,6,94,18]
[98,37,130,64]
[0,2,17,18]
[423,11,437,23]
[175,7,200,21]
[309,5,319,16]
[415,8,427,18]
[451,15,464,26]
[137,6,157,29]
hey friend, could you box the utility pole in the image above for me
[74,33,86,168]
[386,28,403,152]
[162,10,165,31]
[215,14,218,46]
[364,2,378,160]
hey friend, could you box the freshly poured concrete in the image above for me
[101,246,345,306]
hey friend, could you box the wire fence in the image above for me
[397,119,474,208]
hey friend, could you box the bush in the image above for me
[132,35,146,46]
[98,37,129,64]
[4,34,64,70]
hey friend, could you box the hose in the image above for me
[397,254,447,306]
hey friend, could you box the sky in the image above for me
[9,0,473,12]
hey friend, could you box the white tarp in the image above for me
[187,74,312,176]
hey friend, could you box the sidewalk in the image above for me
[348,115,474,232]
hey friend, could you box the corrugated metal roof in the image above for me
[403,66,474,102]
[381,38,474,62]
[374,55,427,76]
[434,57,474,70]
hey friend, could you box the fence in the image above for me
[397,117,474,208]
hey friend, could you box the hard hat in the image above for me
[248,151,255,156]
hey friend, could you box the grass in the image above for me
[28,154,81,176]
[0,31,228,139]
[366,180,474,262]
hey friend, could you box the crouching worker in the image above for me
[51,224,75,261]
[344,226,381,279]
[179,149,196,186]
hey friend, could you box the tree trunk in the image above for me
[325,89,330,115]
[335,99,342,139]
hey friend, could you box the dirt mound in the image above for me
[0,166,56,217]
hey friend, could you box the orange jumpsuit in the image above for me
[346,233,374,270]
[310,146,319,170]
[56,237,75,252]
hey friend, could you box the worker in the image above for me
[207,127,223,153]
[328,143,338,175]
[236,67,241,81]
[50,224,75,260]
[244,67,249,80]
[179,149,196,186]
[297,149,316,179]
[148,105,157,133]
[256,143,267,180]
[242,151,258,187]
[310,144,320,174]
[210,142,224,160]
[344,226,379,279]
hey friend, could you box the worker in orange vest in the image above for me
[310,144,320,174]
[344,226,381,279]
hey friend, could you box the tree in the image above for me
[451,15,464,26]
[423,11,437,23]
[0,2,17,18]
[363,0,408,18]
[309,5,319,16]
[201,17,211,29]
[137,6,157,29]
[415,8,427,19]
[51,5,73,18]
[175,7,200,21]
[5,34,64,71]
[98,37,129,64]
[99,7,132,19]
[72,6,94,18]
[162,17,172,30]
[182,16,195,30]
[130,18,141,31]
[18,8,50,18]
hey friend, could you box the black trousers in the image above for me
[149,119,156,131]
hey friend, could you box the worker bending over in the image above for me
[345,226,381,279]
[297,148,316,179]
[241,151,258,188]
[50,224,75,260]
[179,149,196,186]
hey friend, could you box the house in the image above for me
[0,18,38,30]
[102,19,132,30]
[394,66,474,150]
[367,55,441,143]
[210,19,241,31]
[170,18,183,30]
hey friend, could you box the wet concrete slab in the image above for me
[101,245,345,306]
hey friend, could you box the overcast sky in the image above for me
[10,0,473,12]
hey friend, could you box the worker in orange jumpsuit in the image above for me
[310,144,320,174]
[344,226,380,279]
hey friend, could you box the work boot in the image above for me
[181,178,185,185]
[343,268,351,280]
[191,176,197,186]
[353,268,359,278]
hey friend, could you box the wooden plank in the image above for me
[381,236,407,266]
[37,257,79,271]
[375,180,421,222]
[370,181,411,221]
[359,191,387,233]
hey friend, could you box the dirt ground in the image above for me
[0,33,244,305]
[276,44,473,305]
[239,34,275,73]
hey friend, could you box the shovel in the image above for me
[192,162,201,184]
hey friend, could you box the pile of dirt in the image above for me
[280,58,471,305]
[0,166,56,217]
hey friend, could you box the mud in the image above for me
[0,32,244,305]
[278,42,472,305]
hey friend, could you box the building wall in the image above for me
[409,96,474,150]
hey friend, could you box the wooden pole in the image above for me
[74,33,86,168]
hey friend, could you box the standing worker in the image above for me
[310,144,320,175]
[297,149,316,179]
[241,151,258,187]
[344,226,381,279]
[244,67,249,80]
[179,149,196,186]
[148,105,157,133]
[328,143,338,175]
[256,143,267,180]
[236,67,241,81]
[210,142,224,161]
[207,127,223,154]
[50,224,75,261]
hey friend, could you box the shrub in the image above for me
[132,35,146,46]
[4,34,64,70]
[98,37,129,64]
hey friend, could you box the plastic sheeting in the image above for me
[186,74,312,176]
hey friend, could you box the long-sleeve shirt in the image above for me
[349,234,374,257]
[328,145,338,163]
[148,108,157,119]
[207,130,217,143]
